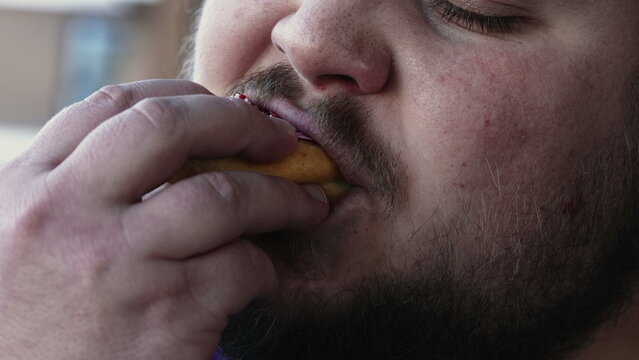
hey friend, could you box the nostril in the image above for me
[326,74,354,81]
[318,74,356,85]
[315,74,358,91]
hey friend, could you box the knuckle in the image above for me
[134,97,168,118]
[200,172,243,212]
[3,184,54,245]
[130,97,185,138]
[51,241,118,296]
[183,268,228,335]
[232,241,277,294]
[66,242,118,284]
[235,240,272,274]
[0,176,121,289]
[89,84,136,110]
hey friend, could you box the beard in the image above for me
[216,64,639,360]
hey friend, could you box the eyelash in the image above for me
[430,0,525,34]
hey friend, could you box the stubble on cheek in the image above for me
[398,51,639,286]
[401,114,639,341]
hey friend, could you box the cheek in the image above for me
[194,0,285,94]
[396,43,613,200]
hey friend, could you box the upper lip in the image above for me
[245,91,369,190]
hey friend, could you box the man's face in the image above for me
[192,0,639,359]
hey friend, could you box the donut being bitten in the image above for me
[171,139,351,202]
[171,94,351,201]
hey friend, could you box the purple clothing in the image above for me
[212,349,227,360]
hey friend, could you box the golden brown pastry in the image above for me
[172,140,350,202]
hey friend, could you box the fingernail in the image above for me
[303,184,328,204]
[273,117,297,137]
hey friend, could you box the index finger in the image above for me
[51,94,298,203]
[28,79,212,168]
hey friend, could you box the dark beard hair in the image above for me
[219,160,639,360]
[216,65,639,360]
[220,245,638,360]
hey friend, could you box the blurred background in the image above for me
[0,0,201,163]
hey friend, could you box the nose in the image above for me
[271,0,391,95]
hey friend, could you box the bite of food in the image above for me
[171,94,351,202]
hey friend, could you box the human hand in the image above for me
[0,80,329,359]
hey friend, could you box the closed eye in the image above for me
[428,0,526,35]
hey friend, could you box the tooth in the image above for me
[233,93,252,105]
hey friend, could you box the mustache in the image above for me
[227,64,303,104]
[227,63,404,217]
